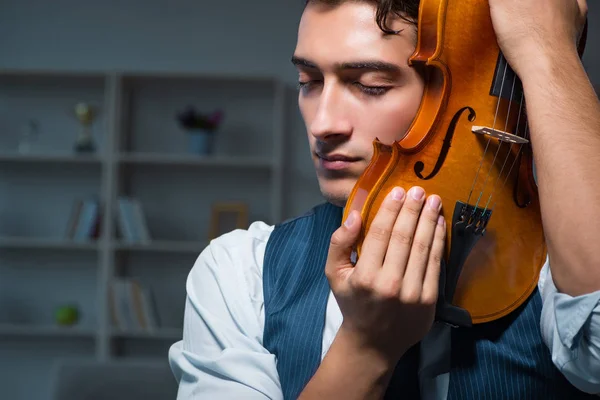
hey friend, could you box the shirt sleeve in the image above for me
[168,222,283,399]
[539,256,600,395]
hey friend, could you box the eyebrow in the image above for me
[291,56,401,73]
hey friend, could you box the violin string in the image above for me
[481,75,519,211]
[465,57,508,209]
[477,70,517,212]
[523,109,529,140]
[486,91,526,212]
[467,53,510,220]
[490,118,529,212]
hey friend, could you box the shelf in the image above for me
[0,237,203,253]
[0,68,106,79]
[118,152,273,168]
[0,68,285,398]
[0,237,99,251]
[0,323,96,338]
[121,70,278,84]
[0,152,102,165]
[111,327,182,340]
[113,240,206,254]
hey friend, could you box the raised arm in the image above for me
[488,0,600,394]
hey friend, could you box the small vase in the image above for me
[74,128,96,153]
[188,129,215,155]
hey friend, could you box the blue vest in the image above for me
[263,202,595,400]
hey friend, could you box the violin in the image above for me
[343,0,589,327]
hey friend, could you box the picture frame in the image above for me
[208,202,249,239]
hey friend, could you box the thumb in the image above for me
[325,210,362,283]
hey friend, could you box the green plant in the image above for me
[176,106,224,132]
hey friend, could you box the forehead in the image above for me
[295,2,416,66]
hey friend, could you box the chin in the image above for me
[318,178,355,208]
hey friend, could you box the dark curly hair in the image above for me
[304,0,420,34]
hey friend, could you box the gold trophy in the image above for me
[74,102,97,153]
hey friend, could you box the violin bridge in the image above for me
[471,126,529,144]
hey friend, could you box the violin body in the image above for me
[344,0,547,325]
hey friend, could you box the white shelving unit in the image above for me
[0,68,286,398]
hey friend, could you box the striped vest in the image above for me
[262,202,595,399]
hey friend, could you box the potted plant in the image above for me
[176,106,224,155]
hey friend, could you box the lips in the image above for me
[316,152,361,171]
[316,152,361,162]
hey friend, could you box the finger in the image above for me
[421,215,447,305]
[577,0,588,16]
[357,186,406,273]
[400,194,443,301]
[325,210,362,291]
[380,186,426,281]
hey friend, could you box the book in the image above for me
[109,277,160,332]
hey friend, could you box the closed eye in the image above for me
[352,82,391,96]
[297,80,390,97]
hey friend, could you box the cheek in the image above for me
[360,90,423,146]
[298,94,311,122]
[298,94,316,132]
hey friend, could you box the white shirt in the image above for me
[168,220,600,399]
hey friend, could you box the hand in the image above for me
[325,186,446,365]
[488,0,588,78]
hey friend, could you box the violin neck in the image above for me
[490,52,524,106]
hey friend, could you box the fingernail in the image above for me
[344,212,355,228]
[428,195,441,211]
[391,187,405,201]
[410,186,425,200]
[438,215,445,226]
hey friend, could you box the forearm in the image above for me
[520,44,600,296]
[298,325,398,400]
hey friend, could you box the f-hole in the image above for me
[414,106,476,180]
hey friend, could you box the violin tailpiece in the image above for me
[435,201,493,328]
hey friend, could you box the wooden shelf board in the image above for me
[111,327,182,340]
[114,240,205,254]
[0,237,99,250]
[120,70,277,83]
[0,68,106,79]
[0,323,96,338]
[0,152,102,164]
[0,68,277,83]
[118,152,273,168]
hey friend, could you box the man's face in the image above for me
[293,1,425,206]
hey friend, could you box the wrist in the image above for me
[516,43,581,87]
[336,323,406,372]
[299,324,401,399]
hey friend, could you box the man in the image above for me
[169,0,600,398]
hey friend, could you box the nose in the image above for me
[309,81,353,142]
